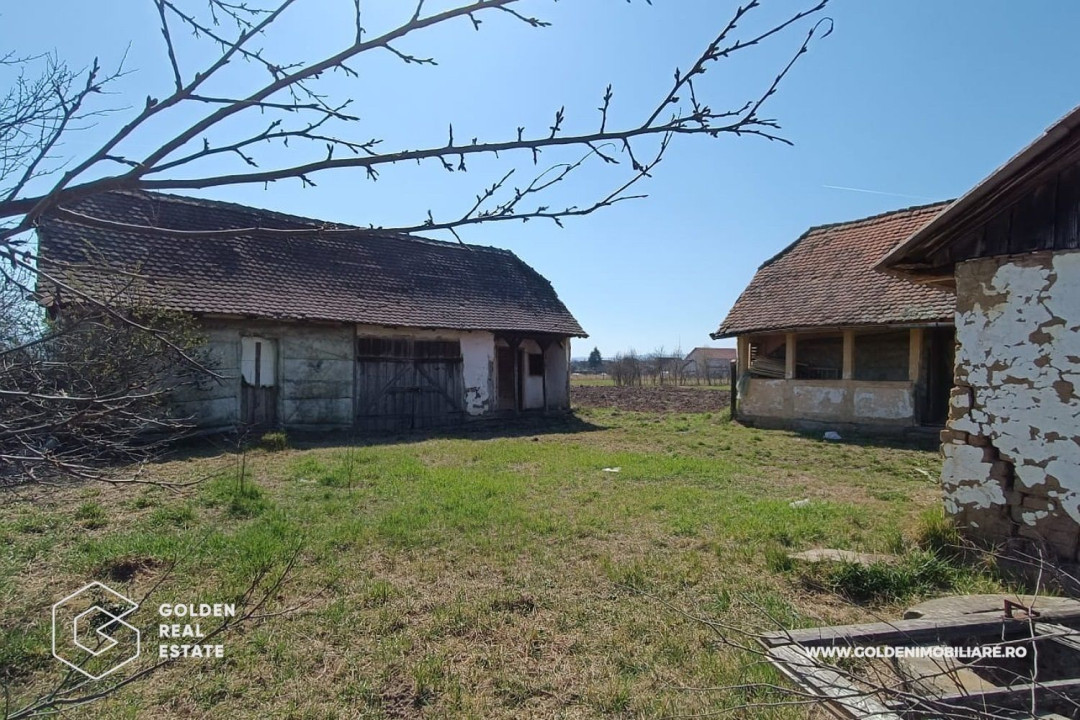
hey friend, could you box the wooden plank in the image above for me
[729,360,737,420]
[1009,177,1057,254]
[842,330,855,380]
[763,608,1080,648]
[907,328,923,384]
[1054,163,1080,249]
[930,677,1080,712]
[1033,622,1080,653]
[784,333,796,380]
[767,645,902,720]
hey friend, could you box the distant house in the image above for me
[683,347,736,381]
[712,204,956,432]
[37,191,586,431]
[880,107,1080,561]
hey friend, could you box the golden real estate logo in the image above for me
[51,582,141,680]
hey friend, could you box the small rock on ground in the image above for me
[788,548,898,566]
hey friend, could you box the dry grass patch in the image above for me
[0,409,1006,718]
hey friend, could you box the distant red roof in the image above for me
[685,347,736,361]
[713,202,955,338]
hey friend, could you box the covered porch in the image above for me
[493,333,571,414]
[736,325,954,428]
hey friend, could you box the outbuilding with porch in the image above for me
[713,203,956,433]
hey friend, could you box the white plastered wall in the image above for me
[942,249,1080,555]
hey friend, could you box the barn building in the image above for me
[682,347,736,383]
[37,191,586,432]
[880,106,1080,562]
[713,204,956,433]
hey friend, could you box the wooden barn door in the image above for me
[240,336,278,426]
[355,338,464,431]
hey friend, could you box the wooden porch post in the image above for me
[842,329,855,380]
[510,338,522,414]
[908,328,924,382]
[784,333,796,380]
[737,335,750,375]
[537,338,553,412]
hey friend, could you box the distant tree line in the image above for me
[572,346,732,387]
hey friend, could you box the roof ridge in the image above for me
[103,189,513,256]
[757,199,953,270]
[801,199,954,235]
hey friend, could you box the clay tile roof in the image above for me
[686,347,736,361]
[713,202,955,338]
[36,190,586,337]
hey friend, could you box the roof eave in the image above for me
[879,104,1080,275]
[712,318,955,338]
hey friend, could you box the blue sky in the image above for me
[5,1,1079,357]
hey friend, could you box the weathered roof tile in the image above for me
[714,202,955,337]
[37,190,586,337]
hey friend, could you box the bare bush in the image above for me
[0,271,212,483]
[610,350,643,387]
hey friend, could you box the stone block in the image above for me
[962,511,1016,541]
[940,429,968,444]
[968,434,992,447]
[950,384,971,401]
[1043,526,1080,562]
[989,461,1014,483]
[1016,521,1079,561]
[1018,473,1051,495]
[1022,495,1051,512]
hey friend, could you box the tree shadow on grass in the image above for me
[166,412,607,461]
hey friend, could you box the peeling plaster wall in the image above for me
[174,320,571,428]
[942,250,1080,560]
[171,322,242,429]
[459,332,496,416]
[172,320,355,430]
[739,378,917,426]
[175,321,503,428]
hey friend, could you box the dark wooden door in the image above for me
[496,346,517,411]
[921,327,955,426]
[241,337,278,427]
[356,339,465,431]
[241,384,278,426]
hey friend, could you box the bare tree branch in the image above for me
[0,0,832,243]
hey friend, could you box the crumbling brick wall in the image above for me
[941,249,1080,561]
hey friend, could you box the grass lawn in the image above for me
[570,374,617,386]
[0,409,1008,718]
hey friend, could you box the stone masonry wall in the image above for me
[941,249,1080,561]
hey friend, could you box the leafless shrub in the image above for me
[610,350,643,387]
[0,271,213,485]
